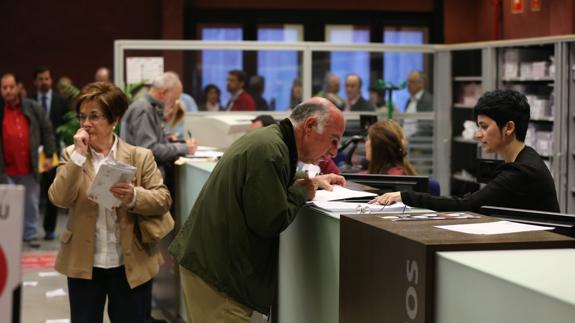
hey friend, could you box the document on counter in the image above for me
[435,220,554,235]
[196,145,218,151]
[312,201,409,213]
[312,185,377,203]
[87,161,136,210]
[189,150,224,159]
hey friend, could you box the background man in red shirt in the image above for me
[0,73,56,246]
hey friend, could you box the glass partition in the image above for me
[115,41,436,175]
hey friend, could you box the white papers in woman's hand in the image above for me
[87,161,136,210]
[312,185,376,203]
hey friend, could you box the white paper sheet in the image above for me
[312,185,376,203]
[38,271,61,277]
[87,161,136,210]
[46,288,67,298]
[312,201,409,213]
[190,150,224,158]
[23,281,38,287]
[435,221,554,235]
[197,145,218,151]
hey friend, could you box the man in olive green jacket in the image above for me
[169,97,345,322]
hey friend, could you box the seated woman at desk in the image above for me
[365,119,417,176]
[370,90,560,213]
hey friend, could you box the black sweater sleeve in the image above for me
[401,164,527,212]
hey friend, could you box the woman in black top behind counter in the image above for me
[370,89,560,213]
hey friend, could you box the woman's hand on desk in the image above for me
[369,192,402,205]
[312,174,346,191]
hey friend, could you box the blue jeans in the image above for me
[7,174,40,240]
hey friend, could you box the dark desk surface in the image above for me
[342,212,575,249]
[339,213,575,323]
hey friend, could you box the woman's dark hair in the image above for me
[473,89,530,141]
[75,82,128,124]
[202,84,221,102]
[367,120,416,176]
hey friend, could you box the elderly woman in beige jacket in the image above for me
[49,82,171,323]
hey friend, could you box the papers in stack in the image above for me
[197,145,217,151]
[190,150,224,159]
[185,146,224,160]
[312,185,376,203]
[87,161,136,210]
[312,201,409,213]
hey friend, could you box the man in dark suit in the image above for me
[344,74,375,112]
[404,70,433,137]
[33,66,69,240]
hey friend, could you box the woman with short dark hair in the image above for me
[371,89,560,212]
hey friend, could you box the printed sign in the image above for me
[126,57,164,84]
[0,185,25,323]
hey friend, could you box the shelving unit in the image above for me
[449,49,483,196]
[566,41,575,213]
[497,45,557,169]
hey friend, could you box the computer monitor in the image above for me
[342,173,430,195]
[186,114,256,149]
[480,205,575,237]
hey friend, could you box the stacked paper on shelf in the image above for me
[531,61,549,79]
[503,63,519,79]
[520,62,532,79]
[87,161,136,210]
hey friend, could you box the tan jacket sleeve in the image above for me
[48,147,83,208]
[130,148,172,216]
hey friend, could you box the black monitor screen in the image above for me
[480,205,575,237]
[342,173,429,195]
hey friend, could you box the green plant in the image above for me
[374,79,406,119]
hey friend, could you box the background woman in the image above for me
[163,99,186,141]
[49,82,172,322]
[371,90,559,212]
[201,83,221,111]
[365,119,416,176]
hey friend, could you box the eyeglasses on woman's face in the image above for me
[77,113,104,123]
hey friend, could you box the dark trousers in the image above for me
[41,167,58,234]
[67,266,152,323]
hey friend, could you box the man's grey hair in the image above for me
[152,72,180,91]
[289,101,330,133]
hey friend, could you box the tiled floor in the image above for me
[18,212,268,323]
[18,212,170,323]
